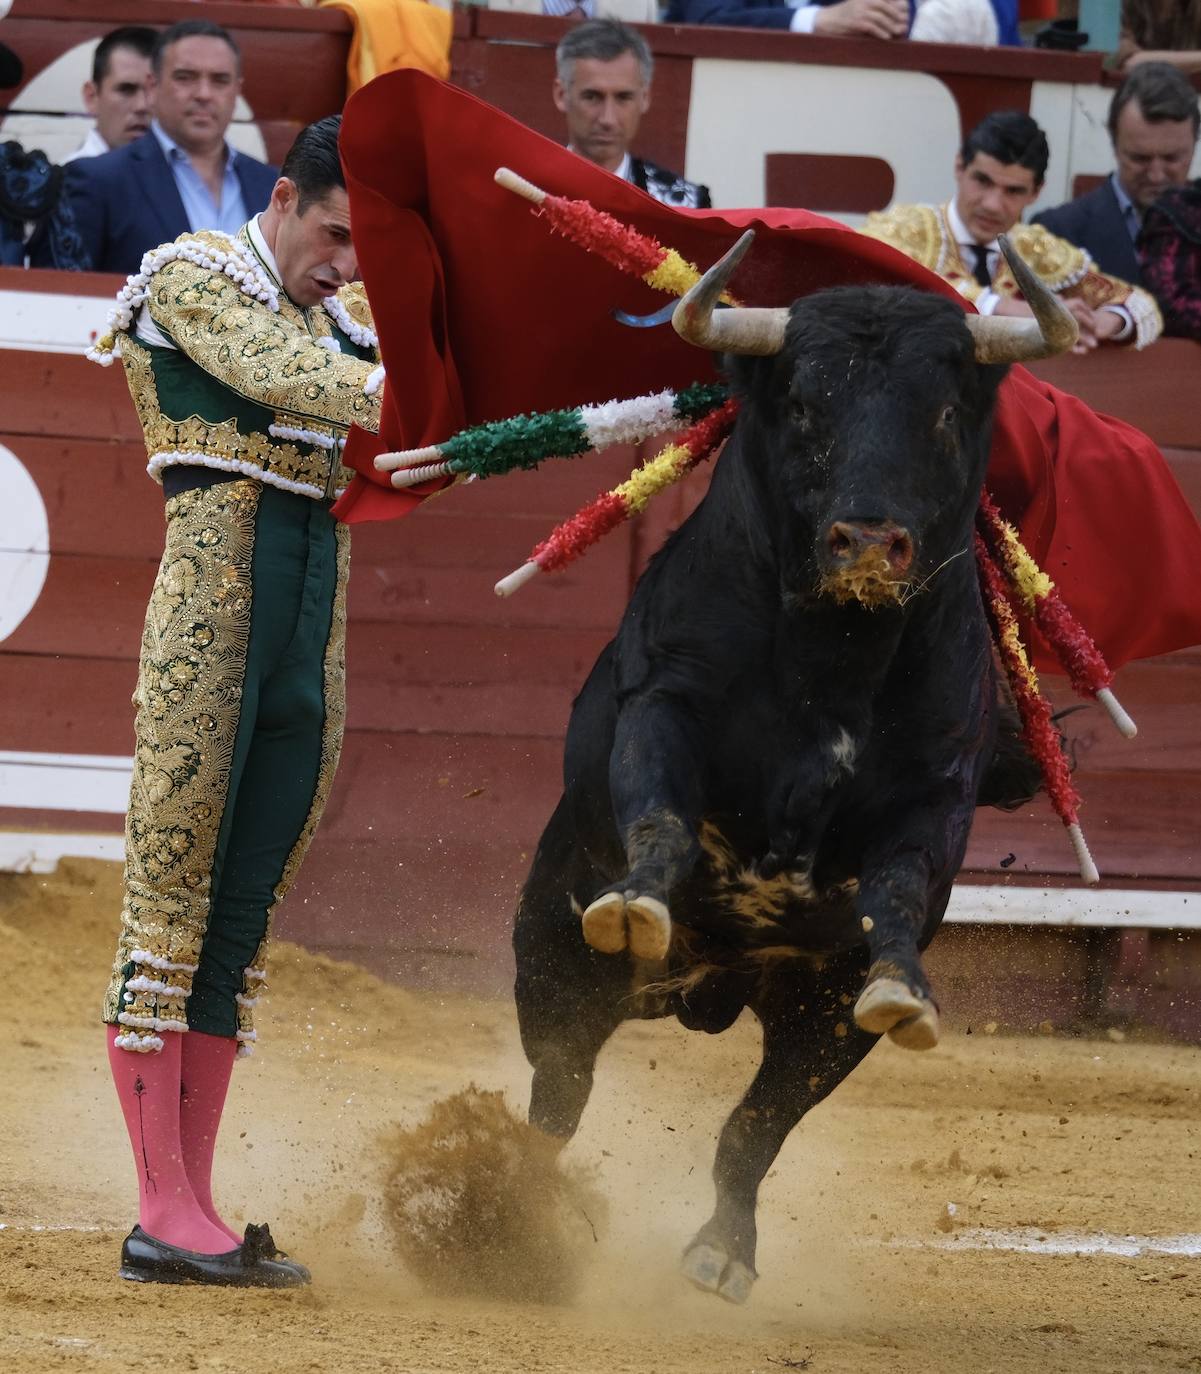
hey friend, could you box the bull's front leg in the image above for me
[851,809,970,1049]
[581,692,703,962]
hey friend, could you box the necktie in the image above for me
[967,243,992,288]
[543,0,595,13]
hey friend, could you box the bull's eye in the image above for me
[788,399,806,427]
[939,404,957,428]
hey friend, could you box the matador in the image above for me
[91,115,398,1287]
[859,110,1162,352]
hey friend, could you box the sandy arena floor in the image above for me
[2,858,1199,1374]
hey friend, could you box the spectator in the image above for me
[61,19,277,275]
[1,142,89,269]
[0,27,87,269]
[861,110,1162,349]
[664,0,908,35]
[1033,63,1199,284]
[1140,180,1201,338]
[555,20,711,207]
[492,0,657,21]
[911,0,1007,45]
[664,0,1020,44]
[1119,0,1201,75]
[65,26,155,163]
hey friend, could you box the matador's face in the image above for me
[273,183,359,308]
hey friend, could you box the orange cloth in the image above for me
[319,0,452,91]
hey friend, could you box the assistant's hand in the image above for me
[1063,297,1102,353]
[813,0,910,40]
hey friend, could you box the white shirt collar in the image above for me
[947,197,998,253]
[567,146,633,183]
[65,126,111,162]
[151,118,235,168]
[246,213,282,287]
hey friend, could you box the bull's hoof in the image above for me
[581,892,671,961]
[680,1242,756,1305]
[581,892,628,954]
[626,895,671,961]
[853,977,940,1050]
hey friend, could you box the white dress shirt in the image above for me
[63,127,110,164]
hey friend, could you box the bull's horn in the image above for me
[672,230,789,356]
[965,235,1079,363]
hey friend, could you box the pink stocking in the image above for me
[106,1026,234,1254]
[179,1030,241,1245]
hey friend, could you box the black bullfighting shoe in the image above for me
[241,1222,311,1284]
[118,1224,311,1287]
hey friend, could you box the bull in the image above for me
[512,232,1077,1303]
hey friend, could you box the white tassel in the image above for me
[322,294,379,349]
[113,1032,164,1053]
[130,948,198,974]
[124,975,190,998]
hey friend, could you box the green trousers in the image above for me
[104,479,350,1052]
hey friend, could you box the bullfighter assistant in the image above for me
[92,116,390,1286]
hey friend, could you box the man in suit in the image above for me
[62,19,277,276]
[555,19,712,208]
[663,0,1021,43]
[64,25,155,163]
[664,0,906,34]
[1032,63,1199,285]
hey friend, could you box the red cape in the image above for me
[336,69,1201,670]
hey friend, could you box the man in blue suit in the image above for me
[663,0,1020,43]
[1033,63,1199,286]
[63,18,277,277]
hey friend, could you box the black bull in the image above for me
[513,254,1070,1304]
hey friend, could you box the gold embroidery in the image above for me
[235,522,351,1049]
[148,255,381,432]
[120,335,355,494]
[859,204,1162,345]
[104,481,261,1045]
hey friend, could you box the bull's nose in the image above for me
[826,520,914,574]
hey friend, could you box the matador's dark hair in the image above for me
[280,115,345,212]
[960,110,1049,185]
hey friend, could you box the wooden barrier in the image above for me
[1,8,1199,1021]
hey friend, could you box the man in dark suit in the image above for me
[1033,62,1199,284]
[555,20,712,208]
[62,18,277,276]
[664,0,907,34]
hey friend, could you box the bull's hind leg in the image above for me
[681,952,876,1304]
[582,695,704,962]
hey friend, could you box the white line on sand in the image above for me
[882,1226,1201,1258]
[4,1222,1200,1259]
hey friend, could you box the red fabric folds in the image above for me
[336,68,1201,669]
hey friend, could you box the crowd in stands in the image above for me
[1,2,1201,342]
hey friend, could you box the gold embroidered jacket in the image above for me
[94,225,383,501]
[859,203,1163,349]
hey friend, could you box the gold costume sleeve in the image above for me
[1006,224,1163,347]
[147,257,382,433]
[859,205,987,305]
